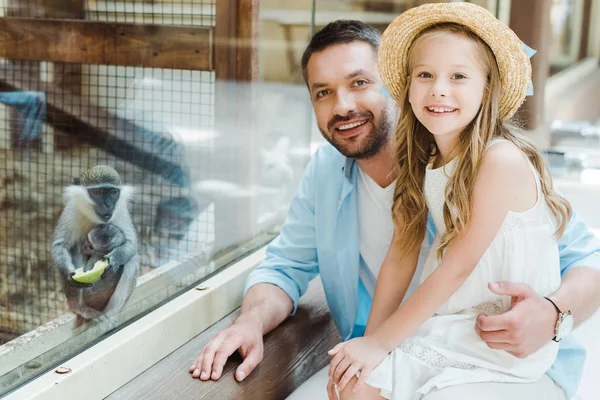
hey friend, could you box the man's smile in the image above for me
[334,118,370,138]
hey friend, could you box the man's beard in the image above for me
[319,106,393,160]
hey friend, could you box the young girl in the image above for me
[327,3,572,400]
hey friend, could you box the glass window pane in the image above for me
[0,0,314,394]
[549,0,585,75]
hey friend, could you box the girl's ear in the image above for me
[407,75,414,105]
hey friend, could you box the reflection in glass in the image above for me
[0,0,314,395]
[549,0,583,74]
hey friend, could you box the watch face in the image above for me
[557,313,574,340]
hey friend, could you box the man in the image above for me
[189,20,600,399]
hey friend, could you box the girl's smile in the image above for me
[424,104,459,117]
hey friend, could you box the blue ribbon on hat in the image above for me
[380,40,537,99]
[380,85,393,99]
[522,41,536,96]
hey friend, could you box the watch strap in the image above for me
[544,296,563,314]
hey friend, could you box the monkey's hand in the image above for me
[68,272,93,289]
[103,241,136,279]
[101,261,123,280]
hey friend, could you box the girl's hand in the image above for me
[328,336,388,393]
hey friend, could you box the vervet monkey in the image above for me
[51,165,139,325]
[82,223,127,271]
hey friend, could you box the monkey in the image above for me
[77,223,130,326]
[51,165,139,326]
[82,223,127,271]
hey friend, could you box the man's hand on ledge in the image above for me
[189,313,264,382]
[475,281,557,358]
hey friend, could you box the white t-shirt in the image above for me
[357,166,395,283]
[357,167,428,298]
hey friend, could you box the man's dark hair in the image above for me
[300,20,381,84]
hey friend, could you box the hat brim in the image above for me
[378,2,531,120]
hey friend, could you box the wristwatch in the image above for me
[544,297,574,342]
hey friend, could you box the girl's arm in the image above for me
[364,230,422,335]
[372,143,534,352]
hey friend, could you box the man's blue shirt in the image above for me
[245,144,600,398]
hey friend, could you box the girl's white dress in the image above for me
[366,140,561,399]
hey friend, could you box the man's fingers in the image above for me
[198,346,217,380]
[479,328,517,344]
[199,334,229,380]
[485,341,514,352]
[476,312,515,332]
[210,351,229,380]
[190,362,201,378]
[488,281,534,298]
[211,338,244,380]
[189,361,198,373]
[236,346,263,382]
[190,347,207,373]
[190,351,204,378]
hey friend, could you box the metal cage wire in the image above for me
[0,0,216,343]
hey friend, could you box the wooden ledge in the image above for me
[0,18,213,71]
[106,279,341,399]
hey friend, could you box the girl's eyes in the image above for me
[415,72,468,80]
[353,79,368,87]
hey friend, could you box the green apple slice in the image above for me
[72,259,109,284]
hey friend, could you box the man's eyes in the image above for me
[315,89,330,98]
[353,79,368,87]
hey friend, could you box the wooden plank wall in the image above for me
[0,18,214,71]
[0,0,259,76]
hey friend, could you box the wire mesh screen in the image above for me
[0,1,217,343]
[0,0,215,26]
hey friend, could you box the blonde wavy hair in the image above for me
[392,23,572,258]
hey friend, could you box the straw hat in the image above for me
[378,2,531,120]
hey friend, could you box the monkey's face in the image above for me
[87,186,121,222]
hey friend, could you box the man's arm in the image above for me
[190,147,324,381]
[190,283,293,382]
[550,266,600,327]
[241,283,294,336]
[477,208,600,357]
[553,207,600,327]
